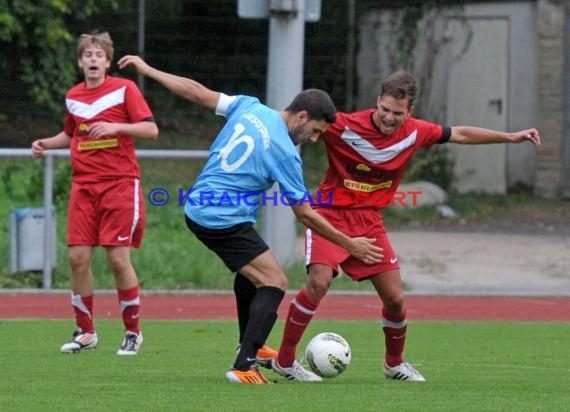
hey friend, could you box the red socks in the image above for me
[118,286,141,334]
[277,289,318,367]
[71,287,141,334]
[71,293,94,333]
[382,307,407,367]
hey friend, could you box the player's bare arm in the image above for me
[31,132,72,159]
[88,121,158,140]
[291,203,383,264]
[117,55,220,110]
[449,126,541,146]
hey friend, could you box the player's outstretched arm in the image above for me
[449,126,541,146]
[117,55,220,110]
[291,203,383,265]
[31,132,72,159]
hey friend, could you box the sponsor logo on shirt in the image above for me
[343,178,392,192]
[78,138,118,151]
[346,163,395,180]
[356,163,371,171]
[77,123,90,136]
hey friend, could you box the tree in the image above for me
[0,0,119,117]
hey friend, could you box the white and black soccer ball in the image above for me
[304,332,351,378]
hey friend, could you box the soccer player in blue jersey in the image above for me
[119,55,383,384]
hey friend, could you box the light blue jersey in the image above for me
[184,94,308,229]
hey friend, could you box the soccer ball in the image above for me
[304,332,351,378]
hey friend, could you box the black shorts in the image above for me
[184,214,269,273]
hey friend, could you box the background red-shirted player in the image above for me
[271,70,540,382]
[31,31,158,356]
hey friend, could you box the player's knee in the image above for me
[106,252,132,275]
[262,271,287,291]
[272,273,288,291]
[108,260,131,276]
[306,277,331,302]
[383,297,404,314]
[68,249,90,269]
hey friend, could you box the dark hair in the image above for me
[380,70,417,109]
[77,30,114,61]
[285,89,337,123]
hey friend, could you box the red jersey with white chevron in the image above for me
[64,76,154,182]
[317,109,449,210]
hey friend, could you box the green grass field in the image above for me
[1,319,569,411]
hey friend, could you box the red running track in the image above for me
[1,293,570,321]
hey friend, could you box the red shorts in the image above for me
[67,178,145,248]
[305,208,399,281]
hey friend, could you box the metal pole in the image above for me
[42,154,54,289]
[262,0,306,267]
[563,2,570,198]
[137,0,146,92]
[345,0,356,111]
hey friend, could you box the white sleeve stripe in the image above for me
[215,93,236,117]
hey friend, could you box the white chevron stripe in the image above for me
[120,296,140,312]
[71,293,92,318]
[66,86,126,119]
[340,127,417,163]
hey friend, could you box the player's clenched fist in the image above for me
[31,139,47,158]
